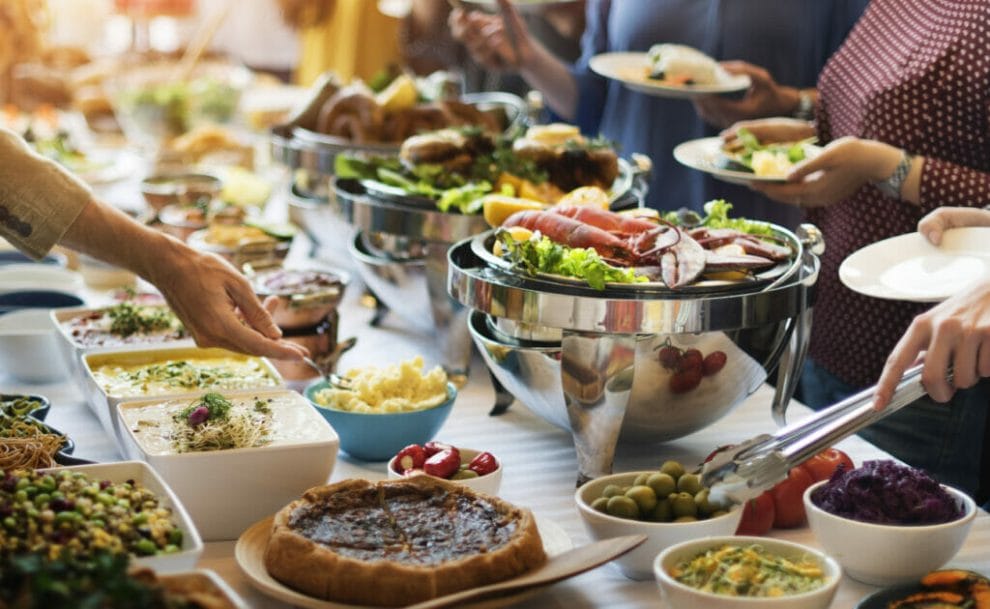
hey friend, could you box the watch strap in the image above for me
[873,151,913,199]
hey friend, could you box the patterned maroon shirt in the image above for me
[807,0,990,388]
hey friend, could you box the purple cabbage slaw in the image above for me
[810,459,962,525]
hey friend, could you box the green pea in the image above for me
[590,497,609,513]
[168,529,184,546]
[34,493,49,506]
[605,496,640,520]
[14,490,27,503]
[163,544,180,554]
[3,517,15,529]
[602,484,625,499]
[15,478,29,491]
[651,498,673,522]
[132,512,149,525]
[659,461,686,481]
[677,473,703,496]
[56,511,77,524]
[39,476,55,492]
[670,492,697,518]
[624,485,658,514]
[646,473,676,498]
[134,538,158,556]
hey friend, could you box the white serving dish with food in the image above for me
[36,460,204,573]
[116,388,339,541]
[81,346,283,445]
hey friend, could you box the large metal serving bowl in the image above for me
[449,226,822,483]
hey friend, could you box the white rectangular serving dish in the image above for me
[38,461,204,573]
[158,569,250,609]
[51,306,196,402]
[116,389,338,541]
[81,346,284,446]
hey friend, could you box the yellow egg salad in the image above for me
[670,544,826,597]
[313,356,449,413]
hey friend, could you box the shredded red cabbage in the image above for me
[810,460,962,525]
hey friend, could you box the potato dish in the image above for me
[312,356,448,413]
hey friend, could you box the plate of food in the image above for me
[589,45,751,99]
[235,477,572,609]
[855,569,990,609]
[673,131,821,185]
[458,0,583,13]
[839,227,990,303]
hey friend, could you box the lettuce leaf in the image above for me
[497,231,646,290]
[700,199,774,237]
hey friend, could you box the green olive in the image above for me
[606,496,640,520]
[659,460,686,481]
[674,515,698,523]
[694,488,717,515]
[650,498,673,522]
[602,484,625,499]
[670,492,698,518]
[590,497,609,513]
[450,469,479,480]
[633,472,651,487]
[646,472,676,498]
[676,473,703,496]
[624,485,657,513]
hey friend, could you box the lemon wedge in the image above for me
[375,74,418,113]
[482,195,547,228]
[492,226,534,256]
[557,186,610,210]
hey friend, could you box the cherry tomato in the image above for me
[735,491,775,536]
[680,349,703,372]
[702,351,727,376]
[468,452,499,476]
[770,466,815,529]
[800,448,854,482]
[669,367,702,393]
[393,444,426,474]
[423,441,454,458]
[424,448,461,479]
[657,345,682,369]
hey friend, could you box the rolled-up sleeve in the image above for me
[0,128,92,259]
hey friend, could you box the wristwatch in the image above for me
[794,90,815,121]
[873,151,913,199]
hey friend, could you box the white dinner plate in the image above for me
[589,52,751,99]
[236,514,573,609]
[839,227,990,303]
[673,136,821,185]
[459,0,582,13]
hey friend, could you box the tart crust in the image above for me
[264,477,547,606]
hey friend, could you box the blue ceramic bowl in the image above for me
[0,290,84,315]
[304,381,456,461]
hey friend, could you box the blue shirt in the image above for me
[571,0,868,226]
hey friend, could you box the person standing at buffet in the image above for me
[448,0,867,226]
[0,127,307,362]
[718,0,990,501]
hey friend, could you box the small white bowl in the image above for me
[387,446,502,496]
[116,389,338,541]
[804,480,976,586]
[575,471,742,580]
[0,309,68,383]
[38,461,204,573]
[654,535,842,609]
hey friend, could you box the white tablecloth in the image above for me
[4,280,989,609]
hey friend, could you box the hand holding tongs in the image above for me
[700,364,948,505]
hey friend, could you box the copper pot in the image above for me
[251,267,349,330]
[269,316,356,381]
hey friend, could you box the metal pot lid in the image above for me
[447,229,820,335]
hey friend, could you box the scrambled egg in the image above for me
[749,150,795,178]
[314,356,449,413]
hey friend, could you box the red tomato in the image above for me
[770,466,815,529]
[657,346,682,369]
[800,448,854,482]
[702,351,727,376]
[669,367,702,393]
[680,349,704,372]
[735,491,775,536]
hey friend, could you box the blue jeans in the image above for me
[796,359,990,500]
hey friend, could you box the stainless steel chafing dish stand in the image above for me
[701,364,944,506]
[448,225,823,485]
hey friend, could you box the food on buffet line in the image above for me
[0,553,236,609]
[391,442,499,480]
[721,127,816,178]
[91,353,279,399]
[494,200,792,289]
[263,477,546,606]
[0,469,183,560]
[312,77,503,144]
[589,460,731,522]
[656,342,727,394]
[1,104,108,176]
[647,44,719,86]
[669,543,828,597]
[161,125,254,169]
[188,219,295,266]
[811,459,963,525]
[336,123,621,214]
[883,570,990,609]
[0,409,67,470]
[62,302,186,349]
[140,173,223,212]
[121,391,328,455]
[252,268,344,298]
[0,395,46,418]
[311,356,449,413]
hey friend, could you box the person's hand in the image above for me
[721,117,816,147]
[449,0,535,71]
[874,282,990,409]
[750,137,903,208]
[694,61,801,129]
[147,242,308,361]
[918,206,990,246]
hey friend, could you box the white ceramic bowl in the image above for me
[116,389,338,541]
[0,263,84,295]
[387,446,502,496]
[654,535,842,609]
[804,480,976,586]
[82,346,283,445]
[0,309,68,383]
[38,461,203,573]
[575,471,743,580]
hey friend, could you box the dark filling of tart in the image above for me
[288,485,518,565]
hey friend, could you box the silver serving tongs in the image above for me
[701,364,948,505]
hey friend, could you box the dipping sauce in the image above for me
[312,356,448,413]
[121,391,328,455]
[92,355,278,398]
[64,303,186,348]
[670,544,826,597]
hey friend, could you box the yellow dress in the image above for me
[295,0,401,86]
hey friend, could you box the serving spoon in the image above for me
[404,534,646,609]
[302,356,354,391]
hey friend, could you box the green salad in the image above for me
[496,230,646,290]
[664,199,774,237]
